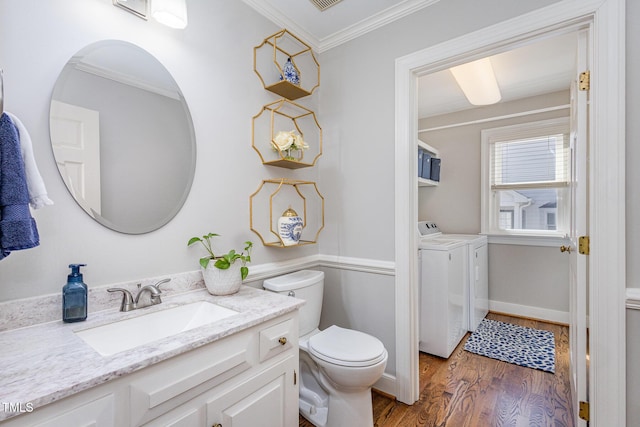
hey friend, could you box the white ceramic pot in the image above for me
[202,261,243,295]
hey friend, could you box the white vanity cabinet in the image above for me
[205,355,297,427]
[142,316,298,427]
[1,311,299,427]
[143,356,296,427]
[0,387,121,427]
[20,393,117,427]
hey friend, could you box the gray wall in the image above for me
[627,0,640,292]
[418,91,570,318]
[315,0,562,381]
[0,0,319,300]
[318,267,396,375]
[317,0,561,261]
[626,0,640,424]
[626,309,640,424]
[314,0,563,400]
[488,244,568,314]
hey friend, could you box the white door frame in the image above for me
[394,0,625,425]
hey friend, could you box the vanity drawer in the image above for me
[130,330,254,426]
[259,318,295,362]
[29,394,115,427]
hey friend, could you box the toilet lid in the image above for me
[308,325,387,367]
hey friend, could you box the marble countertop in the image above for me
[0,286,304,421]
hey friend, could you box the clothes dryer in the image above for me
[444,234,488,331]
[418,223,468,358]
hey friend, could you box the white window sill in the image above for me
[486,233,568,247]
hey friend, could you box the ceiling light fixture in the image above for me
[449,58,501,106]
[152,0,188,29]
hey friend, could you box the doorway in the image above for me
[416,28,583,423]
[393,1,625,425]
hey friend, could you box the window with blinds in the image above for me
[491,134,569,190]
[481,118,570,235]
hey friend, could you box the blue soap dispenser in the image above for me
[63,263,88,323]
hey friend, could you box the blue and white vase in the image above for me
[277,207,303,246]
[280,57,300,85]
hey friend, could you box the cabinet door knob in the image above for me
[560,245,572,253]
[212,423,222,427]
[279,337,287,345]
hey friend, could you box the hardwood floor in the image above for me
[299,313,574,426]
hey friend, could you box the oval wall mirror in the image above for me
[50,40,196,234]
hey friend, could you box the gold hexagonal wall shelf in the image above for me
[252,99,322,169]
[254,29,320,100]
[250,179,325,247]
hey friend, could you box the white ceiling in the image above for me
[418,32,578,118]
[242,0,578,118]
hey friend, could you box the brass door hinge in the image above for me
[579,236,590,255]
[579,400,590,421]
[579,71,590,91]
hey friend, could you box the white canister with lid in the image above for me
[277,207,303,246]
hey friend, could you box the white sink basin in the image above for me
[75,302,239,356]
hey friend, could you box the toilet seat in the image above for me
[308,325,387,367]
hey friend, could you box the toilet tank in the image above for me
[263,270,324,337]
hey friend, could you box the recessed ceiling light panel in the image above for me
[308,0,343,12]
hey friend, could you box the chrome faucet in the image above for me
[108,278,171,312]
[135,278,170,305]
[107,288,135,312]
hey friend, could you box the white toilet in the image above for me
[263,270,387,427]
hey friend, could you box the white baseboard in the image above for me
[373,373,397,398]
[489,300,569,324]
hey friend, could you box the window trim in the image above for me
[480,117,570,241]
[487,234,568,247]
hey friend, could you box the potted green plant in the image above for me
[187,233,253,295]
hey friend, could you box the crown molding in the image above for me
[242,0,322,51]
[243,0,439,53]
[317,0,439,52]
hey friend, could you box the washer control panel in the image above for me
[417,221,440,236]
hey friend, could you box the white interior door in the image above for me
[50,100,101,216]
[568,28,589,426]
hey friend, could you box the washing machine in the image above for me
[418,222,468,358]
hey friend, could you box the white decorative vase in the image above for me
[278,207,303,246]
[202,261,243,295]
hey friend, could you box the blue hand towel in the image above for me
[0,113,40,260]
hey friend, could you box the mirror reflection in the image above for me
[50,40,196,234]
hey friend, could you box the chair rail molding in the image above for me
[247,254,395,283]
[626,288,640,310]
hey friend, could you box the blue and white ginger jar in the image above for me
[278,207,303,246]
[280,57,300,85]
